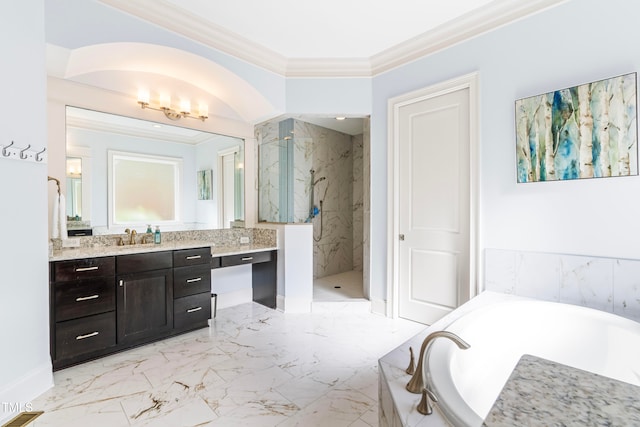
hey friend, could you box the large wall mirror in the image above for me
[66,106,245,234]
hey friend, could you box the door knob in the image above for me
[399,234,405,241]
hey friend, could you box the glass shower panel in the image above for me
[258,138,288,222]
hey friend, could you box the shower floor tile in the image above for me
[313,270,365,301]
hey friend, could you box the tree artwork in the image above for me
[515,73,637,183]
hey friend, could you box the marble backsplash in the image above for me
[51,228,276,251]
[485,248,640,322]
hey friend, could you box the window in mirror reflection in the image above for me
[66,157,82,220]
[108,151,182,226]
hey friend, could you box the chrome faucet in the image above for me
[406,330,470,415]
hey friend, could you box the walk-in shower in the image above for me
[257,117,367,297]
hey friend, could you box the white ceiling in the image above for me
[161,0,495,59]
[99,0,566,76]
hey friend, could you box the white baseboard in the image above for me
[281,296,312,313]
[0,361,53,423]
[214,289,253,310]
[371,298,387,317]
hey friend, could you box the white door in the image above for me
[397,85,472,325]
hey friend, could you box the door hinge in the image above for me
[399,234,405,241]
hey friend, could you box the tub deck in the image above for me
[483,354,640,426]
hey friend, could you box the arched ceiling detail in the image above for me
[62,42,275,123]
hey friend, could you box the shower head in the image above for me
[313,176,327,185]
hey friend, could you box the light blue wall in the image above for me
[371,0,640,302]
[286,78,372,115]
[0,1,52,423]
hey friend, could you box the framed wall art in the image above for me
[197,169,213,200]
[516,72,637,183]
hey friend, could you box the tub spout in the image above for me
[406,331,470,395]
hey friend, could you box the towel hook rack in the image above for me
[2,140,14,157]
[35,147,46,162]
[19,144,31,160]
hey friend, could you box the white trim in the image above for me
[0,362,53,424]
[370,298,387,317]
[280,296,312,313]
[387,72,480,319]
[217,145,240,229]
[370,0,567,75]
[98,0,565,77]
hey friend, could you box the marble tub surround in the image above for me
[483,355,640,426]
[379,291,640,426]
[485,248,640,322]
[31,301,424,427]
[50,228,277,261]
[379,292,511,427]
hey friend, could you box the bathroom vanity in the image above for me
[49,233,277,370]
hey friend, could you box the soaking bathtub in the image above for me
[378,292,640,427]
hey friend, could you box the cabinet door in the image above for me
[117,268,173,345]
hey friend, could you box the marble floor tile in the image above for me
[32,302,424,426]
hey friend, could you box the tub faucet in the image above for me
[406,331,470,415]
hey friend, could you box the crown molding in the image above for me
[286,58,372,78]
[98,0,289,75]
[99,0,567,78]
[371,0,568,75]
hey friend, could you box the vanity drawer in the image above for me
[55,311,116,361]
[117,251,172,274]
[221,251,272,267]
[173,265,211,298]
[54,278,115,322]
[174,293,211,330]
[54,257,115,282]
[173,247,211,267]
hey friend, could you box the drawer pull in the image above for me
[186,255,202,260]
[76,331,99,340]
[241,257,253,261]
[76,294,99,302]
[187,307,203,313]
[75,266,99,272]
[186,277,202,283]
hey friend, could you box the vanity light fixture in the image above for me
[137,89,208,122]
[335,116,346,121]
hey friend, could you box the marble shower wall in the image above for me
[485,248,640,322]
[256,118,366,279]
[352,133,364,272]
[293,120,354,279]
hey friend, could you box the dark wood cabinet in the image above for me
[50,256,116,369]
[117,267,173,345]
[173,248,211,332]
[50,246,276,369]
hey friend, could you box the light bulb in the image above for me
[137,89,150,104]
[159,94,171,109]
[180,99,191,114]
[198,103,209,118]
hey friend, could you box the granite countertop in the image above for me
[50,240,277,262]
[483,354,640,426]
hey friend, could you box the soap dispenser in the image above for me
[154,226,161,244]
[146,224,152,233]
